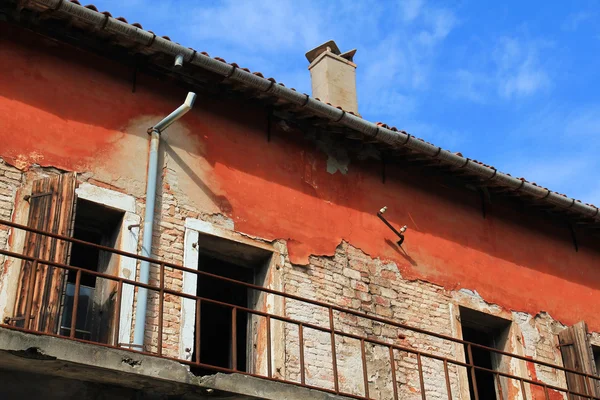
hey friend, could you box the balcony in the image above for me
[0,218,598,400]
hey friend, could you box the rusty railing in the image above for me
[0,218,599,400]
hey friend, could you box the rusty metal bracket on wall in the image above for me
[377,206,407,246]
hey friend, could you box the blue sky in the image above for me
[92,0,600,205]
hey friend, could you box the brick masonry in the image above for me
[0,159,23,270]
[281,242,581,399]
[282,242,460,398]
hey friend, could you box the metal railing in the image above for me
[0,218,599,400]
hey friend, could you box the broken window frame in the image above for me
[13,178,141,345]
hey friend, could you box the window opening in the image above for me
[188,232,273,377]
[59,199,123,342]
[460,307,511,400]
[194,253,254,373]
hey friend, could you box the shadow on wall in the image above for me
[385,239,417,267]
[162,141,233,214]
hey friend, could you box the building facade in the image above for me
[0,1,599,399]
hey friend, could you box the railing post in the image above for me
[298,323,306,385]
[113,279,123,347]
[495,373,504,399]
[520,378,528,400]
[157,263,165,356]
[231,307,237,371]
[467,343,480,400]
[328,307,339,393]
[443,359,452,400]
[389,346,399,400]
[417,353,426,400]
[69,269,81,338]
[23,260,38,330]
[266,315,272,378]
[543,384,550,400]
[195,299,201,364]
[361,339,369,399]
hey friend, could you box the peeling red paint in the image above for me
[1,24,600,335]
[0,26,174,175]
[526,361,565,400]
[200,103,600,330]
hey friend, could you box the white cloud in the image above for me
[511,157,591,186]
[564,107,600,138]
[494,37,551,98]
[499,57,550,98]
[450,70,490,103]
[359,88,417,120]
[190,1,322,51]
[503,153,600,204]
[417,8,457,46]
[561,11,594,31]
[494,104,600,205]
[400,0,424,22]
[451,36,552,102]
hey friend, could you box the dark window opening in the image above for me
[59,199,123,342]
[460,307,511,400]
[188,232,274,377]
[192,253,255,375]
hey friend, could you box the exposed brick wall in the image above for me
[515,312,569,398]
[0,159,22,268]
[127,168,186,356]
[283,242,459,399]
[281,242,584,399]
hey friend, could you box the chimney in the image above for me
[306,40,358,115]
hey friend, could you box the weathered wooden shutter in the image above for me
[559,321,600,399]
[13,172,77,333]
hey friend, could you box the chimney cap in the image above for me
[340,49,357,62]
[305,40,341,63]
[306,40,357,63]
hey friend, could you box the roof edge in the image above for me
[17,0,600,224]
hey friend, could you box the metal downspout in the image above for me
[132,92,197,349]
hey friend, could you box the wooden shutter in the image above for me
[559,321,600,399]
[13,172,77,333]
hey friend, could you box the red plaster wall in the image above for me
[1,24,599,331]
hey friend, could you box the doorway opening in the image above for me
[460,307,512,400]
[188,231,273,376]
[195,253,253,372]
[58,199,124,342]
